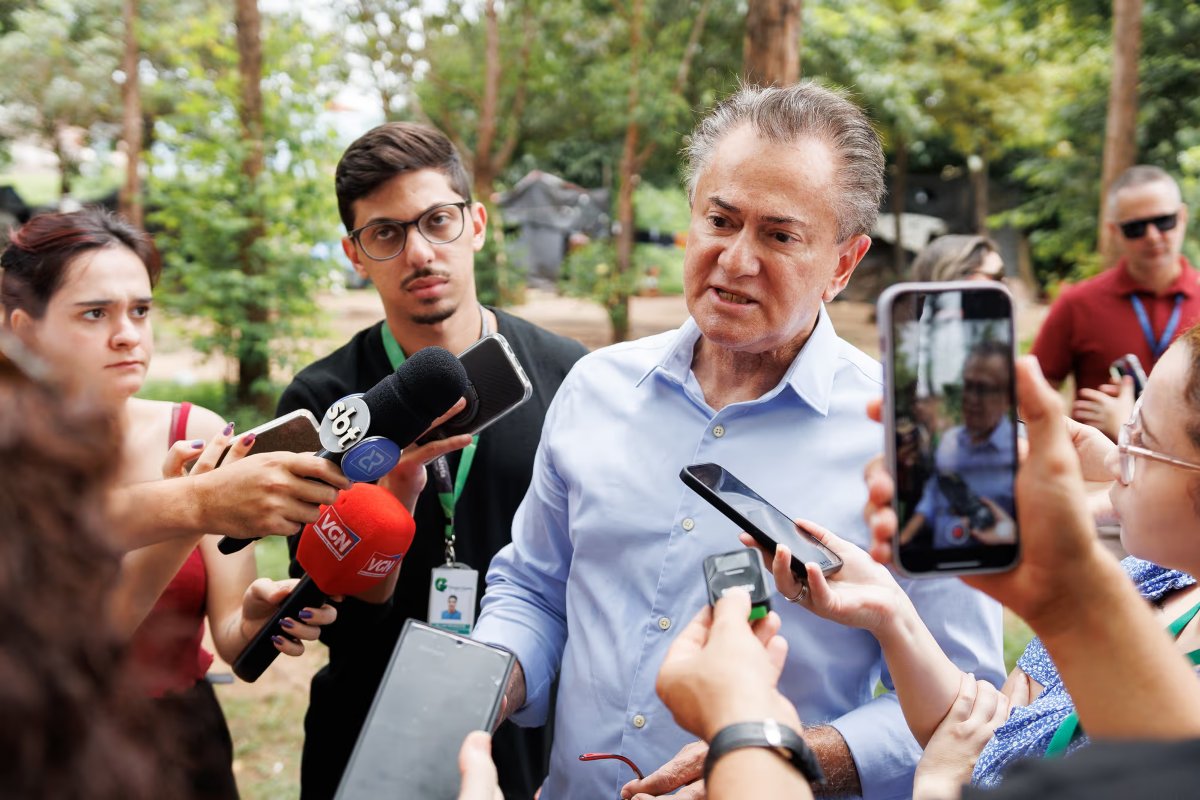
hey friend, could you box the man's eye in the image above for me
[771,231,798,244]
[707,215,730,229]
[371,225,400,241]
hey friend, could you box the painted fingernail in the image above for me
[191,439,205,448]
[280,618,295,629]
[271,635,285,647]
[298,609,313,621]
[223,422,235,436]
[241,432,256,446]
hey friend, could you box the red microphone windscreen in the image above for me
[296,483,416,596]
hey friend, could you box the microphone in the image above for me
[217,346,468,554]
[232,482,417,682]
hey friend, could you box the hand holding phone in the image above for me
[419,333,532,443]
[877,281,1020,576]
[680,463,842,582]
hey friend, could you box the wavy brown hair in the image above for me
[0,335,184,799]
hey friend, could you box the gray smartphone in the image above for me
[419,333,533,442]
[877,281,1020,577]
[334,620,515,800]
[214,408,321,467]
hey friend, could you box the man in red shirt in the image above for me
[1031,165,1199,439]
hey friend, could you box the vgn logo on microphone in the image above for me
[314,507,360,561]
[358,551,403,580]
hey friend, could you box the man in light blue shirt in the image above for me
[473,82,1004,799]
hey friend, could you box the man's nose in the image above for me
[716,229,761,278]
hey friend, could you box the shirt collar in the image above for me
[637,306,840,416]
[1113,257,1200,298]
[955,415,1014,450]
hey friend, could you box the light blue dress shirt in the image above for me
[473,309,1004,799]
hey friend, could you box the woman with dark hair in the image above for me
[0,330,185,799]
[1,209,338,798]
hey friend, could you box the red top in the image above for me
[128,401,214,697]
[1031,258,1200,396]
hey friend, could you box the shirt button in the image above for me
[658,616,672,631]
[681,518,695,532]
[713,424,726,438]
[633,714,646,729]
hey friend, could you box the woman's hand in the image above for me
[742,520,905,635]
[237,577,338,657]
[912,672,1010,800]
[162,421,248,479]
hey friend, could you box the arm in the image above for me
[1028,292,1074,389]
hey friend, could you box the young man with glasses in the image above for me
[276,122,587,800]
[1032,165,1200,441]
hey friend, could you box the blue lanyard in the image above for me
[1130,293,1184,360]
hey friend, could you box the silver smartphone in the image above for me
[877,281,1020,577]
[419,333,533,442]
[334,620,515,800]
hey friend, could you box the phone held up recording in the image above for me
[877,281,1020,577]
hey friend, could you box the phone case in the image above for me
[877,280,1020,578]
[334,620,515,800]
[214,408,321,467]
[421,333,533,441]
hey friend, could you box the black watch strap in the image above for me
[703,719,826,786]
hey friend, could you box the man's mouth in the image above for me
[714,288,752,305]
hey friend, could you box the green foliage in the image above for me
[146,5,345,397]
[137,378,284,431]
[473,211,527,307]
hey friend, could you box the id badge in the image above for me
[428,564,478,635]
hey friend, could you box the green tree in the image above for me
[147,4,345,409]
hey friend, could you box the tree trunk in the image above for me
[612,0,644,344]
[891,135,908,279]
[234,0,270,411]
[473,0,501,201]
[52,129,72,199]
[743,0,801,86]
[970,153,989,234]
[119,0,143,228]
[1098,0,1142,266]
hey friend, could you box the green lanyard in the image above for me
[381,311,487,564]
[1045,597,1200,758]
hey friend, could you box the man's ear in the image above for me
[822,234,872,303]
[470,201,488,253]
[341,236,370,281]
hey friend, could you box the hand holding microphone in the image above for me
[217,346,470,554]
[232,482,417,682]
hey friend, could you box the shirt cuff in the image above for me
[828,692,922,800]
[472,612,559,727]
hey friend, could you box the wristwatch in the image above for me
[703,719,825,786]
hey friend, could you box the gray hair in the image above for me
[910,235,1000,282]
[1106,165,1180,219]
[682,81,885,242]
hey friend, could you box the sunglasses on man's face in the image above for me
[1118,212,1179,240]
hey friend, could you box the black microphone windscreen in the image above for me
[361,346,469,447]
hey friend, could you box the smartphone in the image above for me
[419,333,533,442]
[680,463,843,582]
[214,408,321,467]
[334,620,515,800]
[1109,353,1148,397]
[877,281,1020,577]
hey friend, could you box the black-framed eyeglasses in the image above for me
[963,379,1007,398]
[1118,212,1179,240]
[347,201,469,261]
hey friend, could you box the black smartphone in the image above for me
[680,463,843,582]
[1110,353,1148,397]
[703,549,771,621]
[419,333,533,442]
[334,620,515,800]
[214,408,321,467]
[877,281,1020,577]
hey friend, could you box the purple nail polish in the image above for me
[191,439,205,449]
[280,618,295,629]
[223,422,235,436]
[271,635,285,646]
[298,609,313,621]
[241,432,256,446]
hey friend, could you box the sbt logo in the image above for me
[358,552,403,580]
[314,508,360,561]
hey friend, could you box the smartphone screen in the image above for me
[335,620,515,800]
[420,333,533,442]
[879,282,1019,576]
[681,463,842,579]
